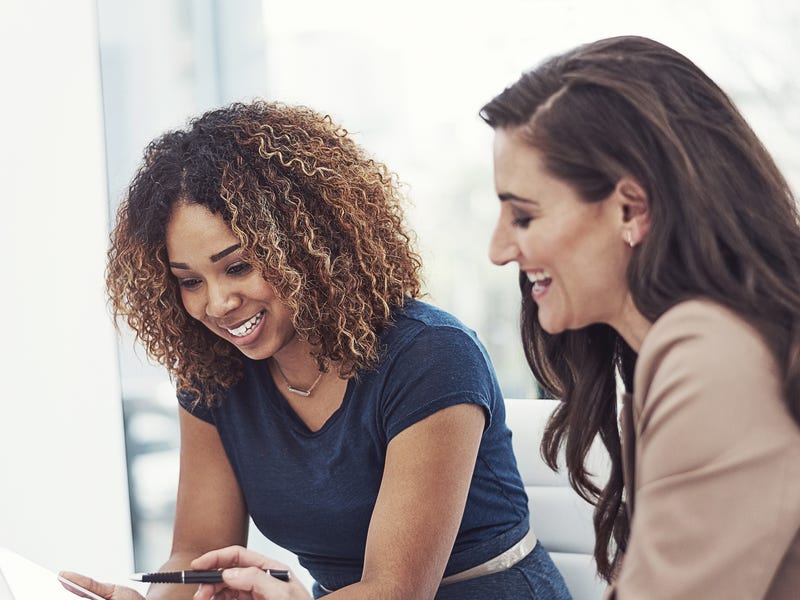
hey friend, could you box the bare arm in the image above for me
[349,402,486,599]
[146,407,249,600]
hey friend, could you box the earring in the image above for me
[625,230,635,248]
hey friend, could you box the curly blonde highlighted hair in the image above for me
[107,101,422,403]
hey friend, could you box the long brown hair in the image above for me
[107,101,422,403]
[480,35,800,580]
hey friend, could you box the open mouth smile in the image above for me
[226,310,265,337]
[527,270,552,295]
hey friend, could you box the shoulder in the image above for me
[637,298,774,381]
[373,300,502,437]
[375,299,501,402]
[633,298,781,427]
[644,298,763,343]
[392,298,475,331]
[384,299,484,353]
[177,358,267,420]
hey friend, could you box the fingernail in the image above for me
[224,568,240,579]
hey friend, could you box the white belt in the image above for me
[440,527,538,586]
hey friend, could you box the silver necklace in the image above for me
[272,360,324,397]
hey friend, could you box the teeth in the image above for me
[227,311,264,337]
[527,271,552,294]
[526,270,552,283]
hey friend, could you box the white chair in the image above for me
[504,398,610,600]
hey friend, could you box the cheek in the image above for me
[518,226,551,258]
[179,290,205,320]
[251,277,281,303]
[517,226,536,255]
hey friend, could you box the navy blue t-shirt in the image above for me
[180,299,529,591]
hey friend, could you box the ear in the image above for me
[616,176,650,247]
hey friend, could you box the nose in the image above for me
[205,280,241,318]
[488,220,519,266]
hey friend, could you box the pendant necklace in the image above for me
[272,360,324,397]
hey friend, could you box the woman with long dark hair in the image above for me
[483,35,800,598]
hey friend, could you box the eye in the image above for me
[227,262,253,276]
[512,216,533,228]
[178,278,202,290]
[510,206,534,228]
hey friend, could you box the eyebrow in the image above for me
[498,192,539,205]
[169,244,241,270]
[210,244,241,262]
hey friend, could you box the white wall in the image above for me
[0,0,133,582]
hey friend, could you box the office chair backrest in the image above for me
[504,398,610,600]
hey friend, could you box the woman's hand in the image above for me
[191,546,311,600]
[58,571,145,600]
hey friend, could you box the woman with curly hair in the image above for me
[61,101,571,600]
[484,36,800,599]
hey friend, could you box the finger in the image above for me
[191,546,289,571]
[191,583,217,600]
[221,566,288,597]
[58,572,117,599]
[193,582,243,600]
[218,588,254,600]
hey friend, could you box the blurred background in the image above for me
[2,0,798,589]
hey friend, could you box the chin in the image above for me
[540,316,601,336]
[538,320,566,335]
[225,339,266,360]
[537,312,588,335]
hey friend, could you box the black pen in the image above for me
[131,569,291,583]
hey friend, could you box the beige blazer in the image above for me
[605,299,800,599]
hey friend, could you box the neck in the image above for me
[611,296,652,353]
[270,357,325,397]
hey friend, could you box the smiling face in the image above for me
[488,127,637,336]
[166,201,303,362]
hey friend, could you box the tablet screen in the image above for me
[0,547,107,600]
[57,576,107,600]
